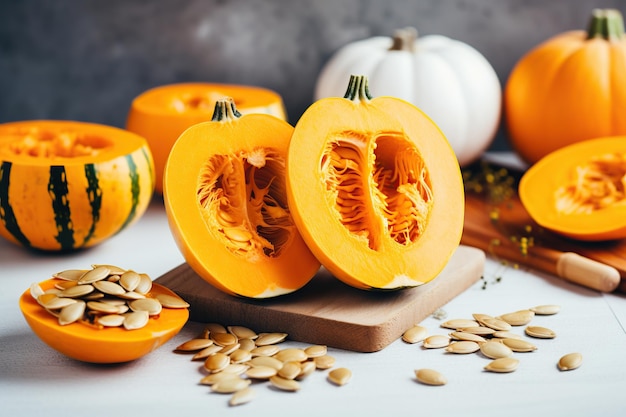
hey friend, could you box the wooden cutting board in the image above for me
[155,245,485,352]
[462,162,626,293]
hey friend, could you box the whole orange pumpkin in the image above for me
[505,9,626,164]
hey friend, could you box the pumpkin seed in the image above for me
[229,387,256,406]
[176,338,215,352]
[530,304,561,315]
[492,331,523,340]
[402,325,428,344]
[480,341,513,359]
[446,341,480,354]
[192,345,222,360]
[458,326,496,336]
[248,356,283,370]
[200,372,240,386]
[415,369,447,386]
[117,291,145,300]
[29,282,45,299]
[227,325,257,340]
[328,367,352,386]
[54,280,77,291]
[501,338,538,352]
[484,357,519,373]
[278,361,301,380]
[440,319,479,330]
[204,352,230,373]
[558,352,582,371]
[53,269,88,281]
[273,348,307,363]
[449,331,486,343]
[255,332,288,346]
[154,293,190,309]
[525,325,556,339]
[119,270,141,292]
[60,284,94,298]
[269,375,300,391]
[304,345,327,358]
[41,296,77,310]
[230,349,252,364]
[87,301,121,314]
[251,345,280,357]
[91,264,127,275]
[423,335,451,349]
[313,355,336,370]
[219,343,241,356]
[472,313,493,324]
[212,332,238,347]
[480,317,512,331]
[123,310,149,330]
[238,338,256,352]
[245,365,277,380]
[296,360,316,380]
[92,280,126,296]
[107,274,121,283]
[212,377,251,394]
[129,298,162,316]
[221,363,250,375]
[498,310,535,326]
[135,273,153,294]
[58,300,86,325]
[97,314,126,327]
[78,266,110,284]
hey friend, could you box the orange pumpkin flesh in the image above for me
[126,83,287,194]
[19,279,189,363]
[287,75,464,290]
[505,9,626,164]
[163,98,320,298]
[519,136,626,241]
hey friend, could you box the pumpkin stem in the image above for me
[344,75,373,102]
[211,97,242,122]
[586,9,625,41]
[389,27,418,52]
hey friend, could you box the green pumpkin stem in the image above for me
[344,75,373,103]
[211,97,242,122]
[586,9,625,41]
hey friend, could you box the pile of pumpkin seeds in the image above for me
[403,304,582,385]
[174,323,351,407]
[29,264,190,330]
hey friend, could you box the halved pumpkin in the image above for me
[163,98,320,298]
[519,136,626,241]
[287,75,465,290]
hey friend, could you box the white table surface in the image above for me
[2,192,626,417]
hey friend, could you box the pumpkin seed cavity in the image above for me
[320,131,433,250]
[198,150,295,260]
[31,265,188,330]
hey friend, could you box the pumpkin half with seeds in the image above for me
[163,98,320,298]
[287,75,465,290]
[519,135,626,241]
[0,120,155,251]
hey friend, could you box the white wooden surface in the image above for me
[2,193,626,417]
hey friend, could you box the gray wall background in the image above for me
[1,0,624,151]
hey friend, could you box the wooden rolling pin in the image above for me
[462,227,621,293]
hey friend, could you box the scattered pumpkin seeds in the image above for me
[558,353,582,371]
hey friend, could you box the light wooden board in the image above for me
[155,245,485,352]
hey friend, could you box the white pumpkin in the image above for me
[314,28,502,166]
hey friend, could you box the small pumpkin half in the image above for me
[163,98,320,298]
[287,75,465,290]
[519,136,626,241]
[0,120,154,251]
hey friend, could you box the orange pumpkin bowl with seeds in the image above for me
[19,278,189,363]
[519,136,626,241]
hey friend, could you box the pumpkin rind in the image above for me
[505,9,626,164]
[315,28,501,167]
[289,75,464,290]
[163,99,320,298]
[126,83,287,194]
[0,120,155,251]
[519,136,626,241]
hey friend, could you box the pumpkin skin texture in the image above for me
[315,28,501,167]
[519,136,626,242]
[288,75,464,290]
[0,120,155,252]
[163,98,320,298]
[20,279,188,363]
[126,83,287,194]
[505,9,626,165]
